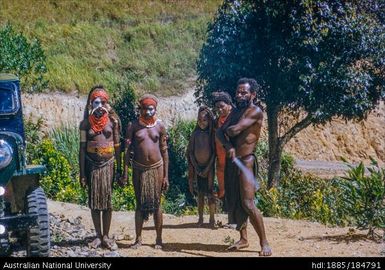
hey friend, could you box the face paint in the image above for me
[92,97,103,109]
[90,97,108,118]
[141,105,156,119]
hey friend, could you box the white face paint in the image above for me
[92,97,103,109]
[141,105,156,118]
[90,97,108,117]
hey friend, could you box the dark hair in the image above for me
[237,78,261,93]
[83,85,106,119]
[212,91,234,107]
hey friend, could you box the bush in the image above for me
[256,169,349,226]
[24,116,44,164]
[0,24,47,92]
[49,126,79,179]
[111,81,137,138]
[31,139,86,204]
[112,181,136,211]
[340,160,385,237]
[166,120,196,213]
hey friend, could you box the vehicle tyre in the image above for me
[26,187,50,257]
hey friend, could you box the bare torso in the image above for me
[84,119,115,162]
[227,104,263,158]
[193,130,213,166]
[131,120,164,165]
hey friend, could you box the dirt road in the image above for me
[47,200,384,257]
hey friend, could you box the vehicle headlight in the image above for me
[0,140,13,170]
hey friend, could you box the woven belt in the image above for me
[87,146,114,155]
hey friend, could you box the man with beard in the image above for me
[120,94,169,249]
[216,78,272,256]
[79,85,121,250]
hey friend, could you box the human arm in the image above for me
[226,106,263,137]
[79,121,87,188]
[120,122,134,186]
[186,138,196,196]
[159,124,169,192]
[216,126,236,160]
[112,117,122,180]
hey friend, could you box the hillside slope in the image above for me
[0,0,221,95]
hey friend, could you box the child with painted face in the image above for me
[187,106,216,228]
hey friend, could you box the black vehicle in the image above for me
[0,74,50,256]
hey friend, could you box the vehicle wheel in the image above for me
[0,235,10,256]
[26,187,50,257]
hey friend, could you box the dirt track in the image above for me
[48,200,384,257]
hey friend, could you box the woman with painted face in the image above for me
[79,85,121,250]
[120,94,169,250]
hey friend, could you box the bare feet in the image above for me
[226,239,249,251]
[130,240,142,249]
[154,238,163,250]
[222,223,237,229]
[88,237,102,249]
[102,236,118,250]
[259,244,272,256]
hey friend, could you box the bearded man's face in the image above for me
[235,83,253,108]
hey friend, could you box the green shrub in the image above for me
[256,169,349,226]
[49,126,79,179]
[24,116,44,163]
[112,180,136,211]
[31,139,86,204]
[340,160,385,237]
[166,120,196,212]
[111,81,137,138]
[0,24,47,91]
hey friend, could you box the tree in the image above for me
[196,0,385,188]
[0,24,47,92]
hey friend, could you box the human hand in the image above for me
[118,175,128,187]
[227,147,236,161]
[197,168,208,178]
[162,177,169,192]
[80,176,87,189]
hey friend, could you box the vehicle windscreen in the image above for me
[0,88,16,114]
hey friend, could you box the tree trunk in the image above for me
[267,106,283,189]
[266,105,313,188]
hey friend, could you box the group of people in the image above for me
[79,78,272,256]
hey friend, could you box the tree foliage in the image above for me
[196,0,385,187]
[0,24,47,91]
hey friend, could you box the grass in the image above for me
[0,0,222,96]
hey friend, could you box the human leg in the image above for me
[240,156,271,256]
[153,207,163,249]
[130,209,144,249]
[89,210,102,248]
[197,192,204,226]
